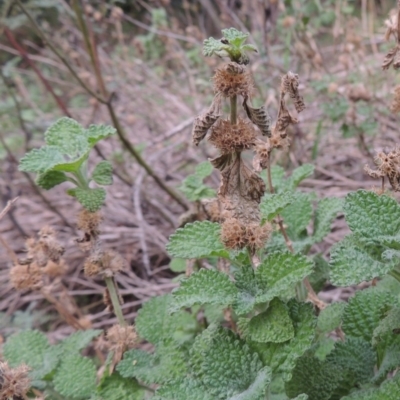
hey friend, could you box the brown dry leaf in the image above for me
[281,72,305,113]
[243,98,272,137]
[382,46,399,70]
[211,153,265,224]
[192,95,222,146]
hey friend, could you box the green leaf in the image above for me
[260,191,295,221]
[97,373,146,400]
[135,294,197,345]
[195,161,214,179]
[44,117,88,157]
[248,298,294,343]
[373,343,400,384]
[170,269,238,313]
[330,234,396,286]
[86,124,116,146]
[342,375,400,399]
[233,264,261,315]
[222,27,249,46]
[343,288,395,342]
[252,302,316,379]
[154,378,214,400]
[344,190,400,249]
[286,164,314,190]
[36,170,68,189]
[203,37,230,58]
[317,302,346,335]
[92,160,113,185]
[325,338,376,385]
[256,253,314,303]
[280,193,314,240]
[166,221,229,259]
[53,355,96,399]
[308,255,330,293]
[117,344,187,385]
[170,258,186,272]
[19,145,64,173]
[75,187,106,212]
[56,329,102,355]
[190,325,271,399]
[241,44,258,53]
[2,330,54,381]
[285,352,342,400]
[313,197,342,242]
[373,307,400,345]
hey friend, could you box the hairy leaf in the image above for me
[373,307,400,345]
[75,187,106,212]
[19,145,64,173]
[256,253,314,303]
[260,191,295,222]
[166,221,229,259]
[342,375,400,399]
[330,234,396,286]
[233,264,261,315]
[154,378,214,400]
[190,325,270,398]
[248,298,294,343]
[344,190,400,249]
[135,294,197,345]
[285,352,342,400]
[3,330,57,381]
[36,170,68,189]
[45,117,88,157]
[195,161,214,179]
[117,344,187,385]
[325,338,376,386]
[86,124,116,146]
[313,197,342,242]
[170,269,238,312]
[97,373,146,400]
[317,302,346,335]
[373,343,400,384]
[56,329,102,355]
[343,288,395,342]
[53,354,96,399]
[253,302,316,379]
[285,164,314,191]
[92,161,113,185]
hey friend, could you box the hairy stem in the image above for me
[105,276,126,326]
[230,95,237,125]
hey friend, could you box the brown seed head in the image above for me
[245,222,272,251]
[10,263,43,291]
[84,250,126,278]
[213,63,254,98]
[106,324,138,352]
[77,209,103,239]
[221,218,247,250]
[38,226,65,263]
[42,259,68,278]
[209,118,257,154]
[348,83,372,102]
[0,361,30,400]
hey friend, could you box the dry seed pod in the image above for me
[281,72,305,113]
[0,362,30,400]
[208,118,257,153]
[192,95,222,146]
[382,46,399,70]
[225,62,246,74]
[243,98,272,137]
[213,63,254,98]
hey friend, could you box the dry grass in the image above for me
[1,1,400,335]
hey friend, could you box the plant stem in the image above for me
[105,276,126,326]
[230,95,237,125]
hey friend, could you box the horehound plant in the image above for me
[2,27,400,400]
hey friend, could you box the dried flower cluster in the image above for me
[10,226,66,291]
[213,62,254,98]
[382,2,400,70]
[106,324,138,371]
[365,148,400,191]
[0,361,30,400]
[192,44,305,254]
[76,210,126,278]
[221,218,272,251]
